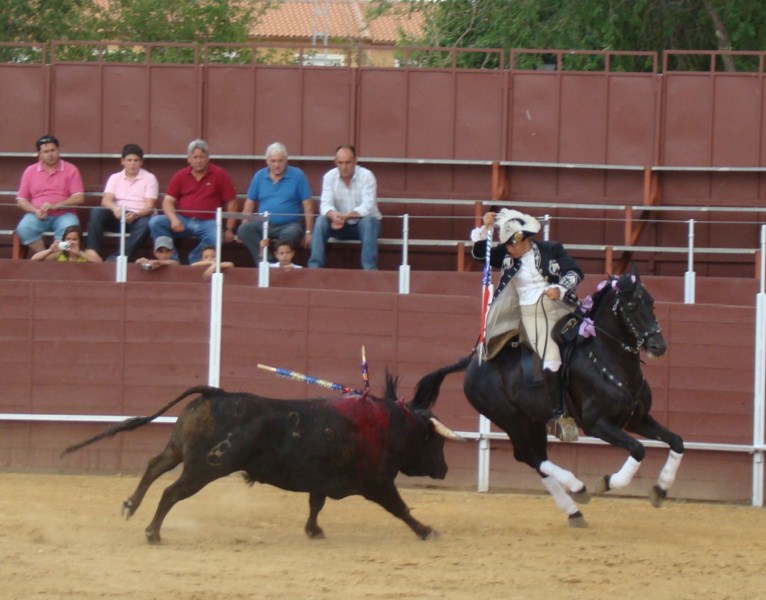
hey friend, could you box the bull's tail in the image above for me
[60,385,221,456]
[410,352,474,411]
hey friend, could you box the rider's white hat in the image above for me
[495,209,541,245]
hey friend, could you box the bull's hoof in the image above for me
[569,486,591,505]
[416,526,439,540]
[305,527,325,539]
[145,529,161,544]
[122,498,135,520]
[567,511,588,528]
[594,475,610,495]
[649,484,667,508]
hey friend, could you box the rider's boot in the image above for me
[544,369,578,442]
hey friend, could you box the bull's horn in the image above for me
[430,417,465,442]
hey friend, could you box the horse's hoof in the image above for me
[145,529,161,544]
[122,499,134,520]
[423,529,440,541]
[570,486,591,505]
[594,475,610,495]
[305,528,325,540]
[649,484,667,508]
[567,511,588,528]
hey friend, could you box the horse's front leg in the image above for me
[587,417,647,495]
[501,417,590,526]
[627,414,685,506]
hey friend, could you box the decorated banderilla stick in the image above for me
[361,345,370,391]
[477,220,494,363]
[257,364,362,395]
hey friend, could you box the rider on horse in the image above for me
[470,209,583,438]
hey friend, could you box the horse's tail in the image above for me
[410,352,474,411]
[60,385,221,457]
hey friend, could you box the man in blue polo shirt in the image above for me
[237,142,314,266]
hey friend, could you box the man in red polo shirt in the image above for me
[148,139,238,264]
[15,134,84,255]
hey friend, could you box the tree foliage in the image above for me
[1,0,100,43]
[383,0,766,70]
[0,0,270,45]
[94,0,266,45]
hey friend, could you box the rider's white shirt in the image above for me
[512,249,547,305]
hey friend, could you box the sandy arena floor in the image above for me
[1,471,764,599]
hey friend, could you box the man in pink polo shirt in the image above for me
[148,139,238,264]
[86,143,159,261]
[16,135,85,255]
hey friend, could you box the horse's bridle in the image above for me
[610,284,662,355]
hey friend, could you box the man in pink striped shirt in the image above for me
[16,135,84,255]
[86,143,158,261]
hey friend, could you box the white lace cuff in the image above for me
[470,226,487,242]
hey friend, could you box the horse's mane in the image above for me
[580,277,613,319]
[581,273,638,320]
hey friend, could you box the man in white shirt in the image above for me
[87,143,158,261]
[308,145,381,270]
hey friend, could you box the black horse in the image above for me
[413,270,685,527]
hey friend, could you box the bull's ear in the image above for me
[430,417,465,442]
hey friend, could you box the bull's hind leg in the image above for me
[144,468,217,544]
[305,493,327,539]
[627,414,685,506]
[123,442,182,519]
[365,483,436,540]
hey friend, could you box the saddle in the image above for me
[481,334,545,393]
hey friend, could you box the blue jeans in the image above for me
[16,212,80,245]
[238,219,304,266]
[308,216,380,270]
[148,214,218,264]
[86,207,151,261]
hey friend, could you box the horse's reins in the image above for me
[582,283,660,425]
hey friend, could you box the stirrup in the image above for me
[548,416,579,442]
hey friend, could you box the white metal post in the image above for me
[477,415,491,492]
[214,207,222,277]
[752,225,766,506]
[258,212,270,288]
[115,205,127,283]
[207,208,225,387]
[208,272,223,387]
[542,213,550,241]
[398,214,410,294]
[684,219,696,304]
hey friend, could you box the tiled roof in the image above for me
[251,0,424,44]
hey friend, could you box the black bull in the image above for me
[61,376,462,543]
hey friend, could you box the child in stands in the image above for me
[270,241,302,271]
[191,245,234,279]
